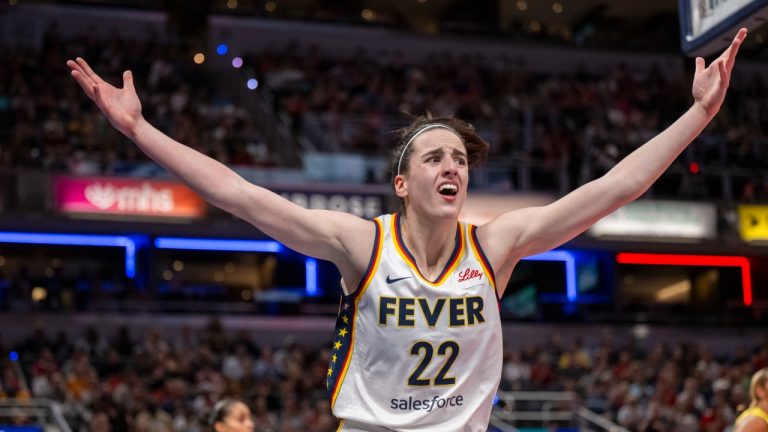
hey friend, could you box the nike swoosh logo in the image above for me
[386,275,412,284]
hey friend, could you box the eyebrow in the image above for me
[421,147,467,160]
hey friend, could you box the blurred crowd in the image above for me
[0,24,273,177]
[0,319,337,432]
[499,334,768,432]
[0,322,766,431]
[254,42,768,198]
[2,24,768,199]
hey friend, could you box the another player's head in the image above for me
[749,368,768,408]
[390,116,489,217]
[209,399,254,432]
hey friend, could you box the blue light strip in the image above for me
[154,237,283,253]
[305,258,318,296]
[0,232,137,278]
[121,238,136,279]
[522,250,577,302]
[155,237,317,294]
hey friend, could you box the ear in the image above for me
[394,174,408,198]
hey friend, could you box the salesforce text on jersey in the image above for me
[390,395,464,412]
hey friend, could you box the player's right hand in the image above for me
[67,57,144,138]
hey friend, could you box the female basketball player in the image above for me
[209,399,254,432]
[68,28,747,431]
[735,368,768,432]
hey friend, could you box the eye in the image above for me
[455,157,467,166]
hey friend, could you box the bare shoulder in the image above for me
[333,215,381,295]
[736,417,768,432]
[336,213,380,266]
[474,207,541,267]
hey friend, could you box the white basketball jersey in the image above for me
[327,213,503,432]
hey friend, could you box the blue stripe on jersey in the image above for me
[328,218,383,405]
[326,293,356,398]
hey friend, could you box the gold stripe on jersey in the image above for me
[468,225,496,290]
[391,212,465,287]
[330,217,385,410]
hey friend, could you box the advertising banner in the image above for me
[738,204,768,242]
[273,187,390,219]
[53,176,206,219]
[589,200,716,240]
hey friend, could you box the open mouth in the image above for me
[438,183,458,196]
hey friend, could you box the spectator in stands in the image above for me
[617,392,644,430]
[208,399,254,432]
[734,368,768,432]
[501,350,531,390]
[89,411,112,432]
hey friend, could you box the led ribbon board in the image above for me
[616,253,752,306]
[0,232,137,278]
[154,237,282,252]
[153,237,321,296]
[523,250,577,302]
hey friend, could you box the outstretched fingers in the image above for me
[66,59,84,77]
[67,59,101,100]
[68,69,95,100]
[721,27,747,73]
[75,57,105,84]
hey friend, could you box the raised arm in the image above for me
[67,58,373,282]
[477,29,747,280]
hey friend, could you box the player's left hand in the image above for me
[692,27,747,117]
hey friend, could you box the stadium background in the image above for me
[1,0,768,430]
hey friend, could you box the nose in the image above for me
[441,157,459,176]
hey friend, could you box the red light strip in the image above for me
[616,253,752,306]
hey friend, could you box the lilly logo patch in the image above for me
[458,268,482,283]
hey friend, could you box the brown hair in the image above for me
[389,115,490,211]
[209,399,239,430]
[750,368,768,408]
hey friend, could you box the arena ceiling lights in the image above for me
[616,253,752,306]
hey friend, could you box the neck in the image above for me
[399,212,457,279]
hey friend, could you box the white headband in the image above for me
[396,123,461,176]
